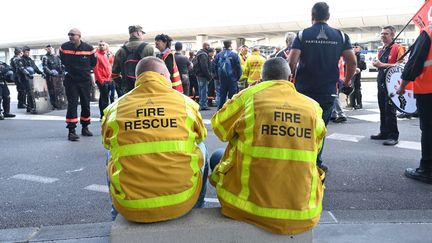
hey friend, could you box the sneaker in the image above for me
[383,139,398,146]
[370,133,387,140]
[68,132,80,141]
[81,127,93,136]
[3,113,16,118]
[405,168,432,184]
[333,116,347,123]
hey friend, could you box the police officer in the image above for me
[42,44,63,109]
[0,61,16,120]
[60,28,97,141]
[17,46,44,114]
[9,48,25,109]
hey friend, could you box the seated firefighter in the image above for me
[101,57,208,222]
[209,57,326,235]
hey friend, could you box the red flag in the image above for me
[412,0,432,34]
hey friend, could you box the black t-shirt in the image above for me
[174,53,191,76]
[292,22,352,96]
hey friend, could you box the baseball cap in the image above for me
[128,25,145,34]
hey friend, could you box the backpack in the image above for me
[217,50,233,80]
[121,42,147,82]
[192,52,205,76]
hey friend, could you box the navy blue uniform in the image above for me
[292,22,352,167]
[60,41,96,128]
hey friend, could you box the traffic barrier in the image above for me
[111,208,313,243]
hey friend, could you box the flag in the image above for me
[412,0,432,33]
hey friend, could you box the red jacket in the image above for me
[93,48,112,84]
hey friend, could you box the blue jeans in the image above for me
[214,79,221,108]
[106,142,209,220]
[218,78,238,110]
[304,94,335,167]
[196,76,209,109]
[210,148,225,171]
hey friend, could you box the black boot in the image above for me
[17,91,26,109]
[81,126,93,136]
[2,96,15,117]
[68,128,80,141]
[0,113,4,120]
[354,90,363,109]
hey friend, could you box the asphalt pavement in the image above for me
[0,81,431,242]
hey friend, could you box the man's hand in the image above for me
[372,60,383,68]
[396,80,409,95]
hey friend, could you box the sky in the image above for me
[0,0,425,43]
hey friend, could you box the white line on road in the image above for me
[396,141,421,151]
[84,184,109,193]
[65,167,85,173]
[204,198,219,203]
[13,114,101,122]
[327,211,338,223]
[327,133,365,142]
[10,174,59,184]
[204,119,211,125]
[350,114,380,122]
[365,108,380,113]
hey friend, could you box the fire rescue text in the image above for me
[124,107,177,131]
[261,111,312,138]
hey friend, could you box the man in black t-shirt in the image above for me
[289,2,357,171]
[174,42,192,96]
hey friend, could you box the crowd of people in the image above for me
[1,0,431,236]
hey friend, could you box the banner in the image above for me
[412,0,432,34]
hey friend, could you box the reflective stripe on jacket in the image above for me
[210,80,326,234]
[102,71,207,222]
[239,53,248,80]
[414,32,432,94]
[244,51,266,84]
[162,50,183,93]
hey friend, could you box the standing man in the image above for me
[244,47,266,85]
[213,40,242,109]
[371,26,406,146]
[397,27,432,184]
[349,43,367,109]
[18,46,44,114]
[238,45,249,90]
[10,48,25,109]
[112,25,154,93]
[60,28,97,141]
[155,34,183,93]
[94,41,112,119]
[276,32,297,60]
[288,2,356,171]
[42,44,63,109]
[195,42,212,110]
[174,42,193,96]
[0,61,15,119]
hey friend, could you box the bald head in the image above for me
[68,28,81,37]
[135,57,170,83]
[262,57,291,81]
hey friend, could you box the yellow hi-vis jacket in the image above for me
[101,71,207,223]
[244,51,266,84]
[239,53,248,80]
[210,80,326,235]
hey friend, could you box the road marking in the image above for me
[396,141,421,151]
[350,114,380,122]
[65,167,85,173]
[10,174,58,184]
[13,114,101,122]
[204,119,211,125]
[328,211,338,223]
[327,133,365,142]
[84,184,109,193]
[204,197,219,203]
[365,108,380,113]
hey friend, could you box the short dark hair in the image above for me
[262,57,291,81]
[382,25,396,35]
[155,34,173,49]
[175,42,183,51]
[312,2,330,22]
[223,40,232,49]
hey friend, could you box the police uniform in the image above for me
[59,41,96,135]
[0,61,15,119]
[102,71,208,222]
[210,80,326,234]
[17,53,44,113]
[42,47,63,108]
[10,53,26,108]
